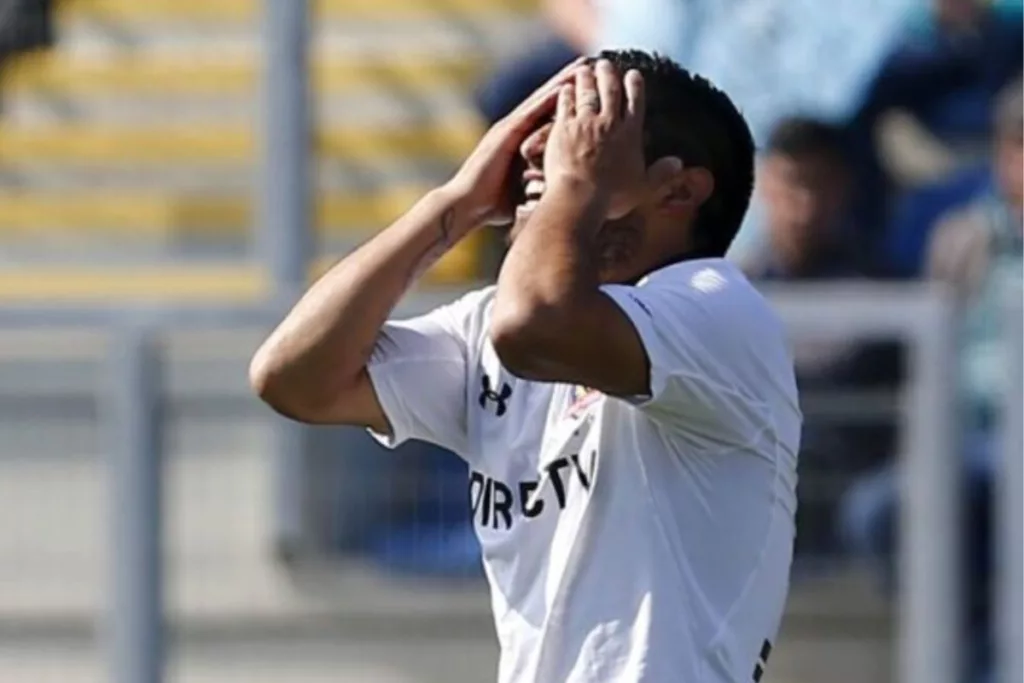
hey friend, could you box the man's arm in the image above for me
[490,61,652,397]
[491,180,651,397]
[249,187,473,429]
[251,59,580,428]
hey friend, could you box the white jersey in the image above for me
[367,258,801,683]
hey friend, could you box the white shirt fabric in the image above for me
[366,258,801,683]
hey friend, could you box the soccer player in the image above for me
[250,50,800,683]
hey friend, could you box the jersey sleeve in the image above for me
[365,289,489,456]
[600,265,772,447]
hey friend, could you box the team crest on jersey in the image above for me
[567,385,601,418]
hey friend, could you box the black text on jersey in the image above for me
[469,452,595,531]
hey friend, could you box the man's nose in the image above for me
[519,123,552,166]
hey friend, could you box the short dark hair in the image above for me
[591,49,755,258]
[765,117,848,166]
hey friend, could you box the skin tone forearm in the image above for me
[494,180,606,324]
[489,61,654,396]
[494,61,646,339]
[251,59,583,423]
[250,186,472,414]
[489,175,650,394]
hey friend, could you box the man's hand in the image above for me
[543,60,647,220]
[490,59,653,397]
[446,58,585,226]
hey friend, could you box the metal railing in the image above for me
[766,283,960,683]
[3,281,1006,683]
[2,0,1019,680]
[998,291,1023,683]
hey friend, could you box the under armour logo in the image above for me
[479,374,512,417]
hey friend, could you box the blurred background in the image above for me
[0,0,1020,682]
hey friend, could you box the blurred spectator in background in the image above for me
[480,0,945,266]
[474,0,589,123]
[478,0,917,135]
[927,77,1023,433]
[475,0,693,125]
[884,155,1003,275]
[0,0,53,66]
[475,0,1016,578]
[839,77,1023,683]
[740,118,863,281]
[884,58,1024,278]
[473,0,589,270]
[689,0,919,264]
[742,117,901,557]
[848,0,1023,255]
[867,0,1023,178]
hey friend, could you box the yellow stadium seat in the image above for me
[58,0,538,21]
[0,186,436,239]
[1,52,488,96]
[0,121,483,164]
[0,0,533,295]
[0,232,487,303]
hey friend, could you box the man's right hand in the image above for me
[446,58,586,227]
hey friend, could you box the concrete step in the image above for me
[0,635,501,683]
[768,632,893,683]
[0,445,489,621]
[0,631,889,683]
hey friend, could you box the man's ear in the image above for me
[647,156,714,212]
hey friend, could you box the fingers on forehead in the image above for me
[557,83,576,118]
[575,64,597,85]
[596,61,621,90]
[624,70,646,113]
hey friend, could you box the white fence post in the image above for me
[106,323,164,683]
[767,284,960,683]
[999,292,1023,683]
[260,0,314,558]
[900,293,960,683]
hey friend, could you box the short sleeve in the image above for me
[365,288,491,456]
[600,264,774,446]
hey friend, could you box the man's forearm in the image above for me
[251,185,473,409]
[492,180,606,333]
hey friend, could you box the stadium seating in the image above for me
[0,0,539,299]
